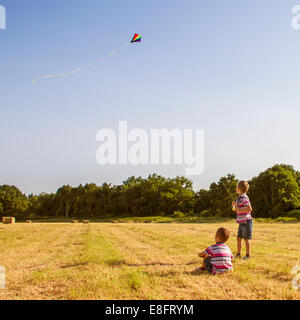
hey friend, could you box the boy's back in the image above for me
[236,193,252,224]
[204,243,233,274]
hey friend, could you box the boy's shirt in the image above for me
[236,193,252,224]
[204,243,233,275]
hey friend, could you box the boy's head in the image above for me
[215,227,230,243]
[236,180,249,195]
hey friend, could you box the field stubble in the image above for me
[0,221,299,300]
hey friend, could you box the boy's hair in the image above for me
[237,180,249,193]
[216,227,230,243]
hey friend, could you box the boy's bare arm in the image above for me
[198,251,209,258]
[232,201,237,211]
[238,205,252,212]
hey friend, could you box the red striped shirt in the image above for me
[236,194,252,224]
[204,243,233,274]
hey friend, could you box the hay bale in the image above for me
[82,220,90,224]
[26,220,32,224]
[2,217,16,224]
[71,220,79,224]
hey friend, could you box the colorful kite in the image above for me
[131,33,142,43]
[33,33,142,84]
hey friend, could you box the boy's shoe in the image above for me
[242,255,250,260]
[195,267,206,272]
[234,253,241,259]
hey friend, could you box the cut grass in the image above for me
[0,221,299,300]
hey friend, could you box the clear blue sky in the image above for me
[1,0,300,194]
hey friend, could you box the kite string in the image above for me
[32,42,131,85]
[221,181,235,202]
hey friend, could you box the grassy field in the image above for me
[0,220,299,300]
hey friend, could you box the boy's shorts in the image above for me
[237,218,253,239]
[204,256,213,273]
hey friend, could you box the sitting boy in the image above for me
[196,227,233,274]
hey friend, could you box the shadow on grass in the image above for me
[107,260,199,268]
[60,262,88,269]
[183,270,211,276]
[144,269,210,278]
[102,259,214,278]
[105,259,128,267]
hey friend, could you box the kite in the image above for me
[131,33,142,43]
[33,33,142,84]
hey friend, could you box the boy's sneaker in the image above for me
[242,255,250,260]
[195,267,206,272]
[235,253,241,259]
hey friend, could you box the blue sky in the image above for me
[1,0,300,194]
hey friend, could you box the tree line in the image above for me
[1,164,300,220]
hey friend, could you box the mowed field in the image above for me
[0,221,299,300]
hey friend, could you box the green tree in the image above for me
[249,164,300,218]
[55,185,73,217]
[28,193,55,217]
[0,185,29,218]
[194,189,211,214]
[209,174,237,217]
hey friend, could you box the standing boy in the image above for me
[232,181,253,260]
